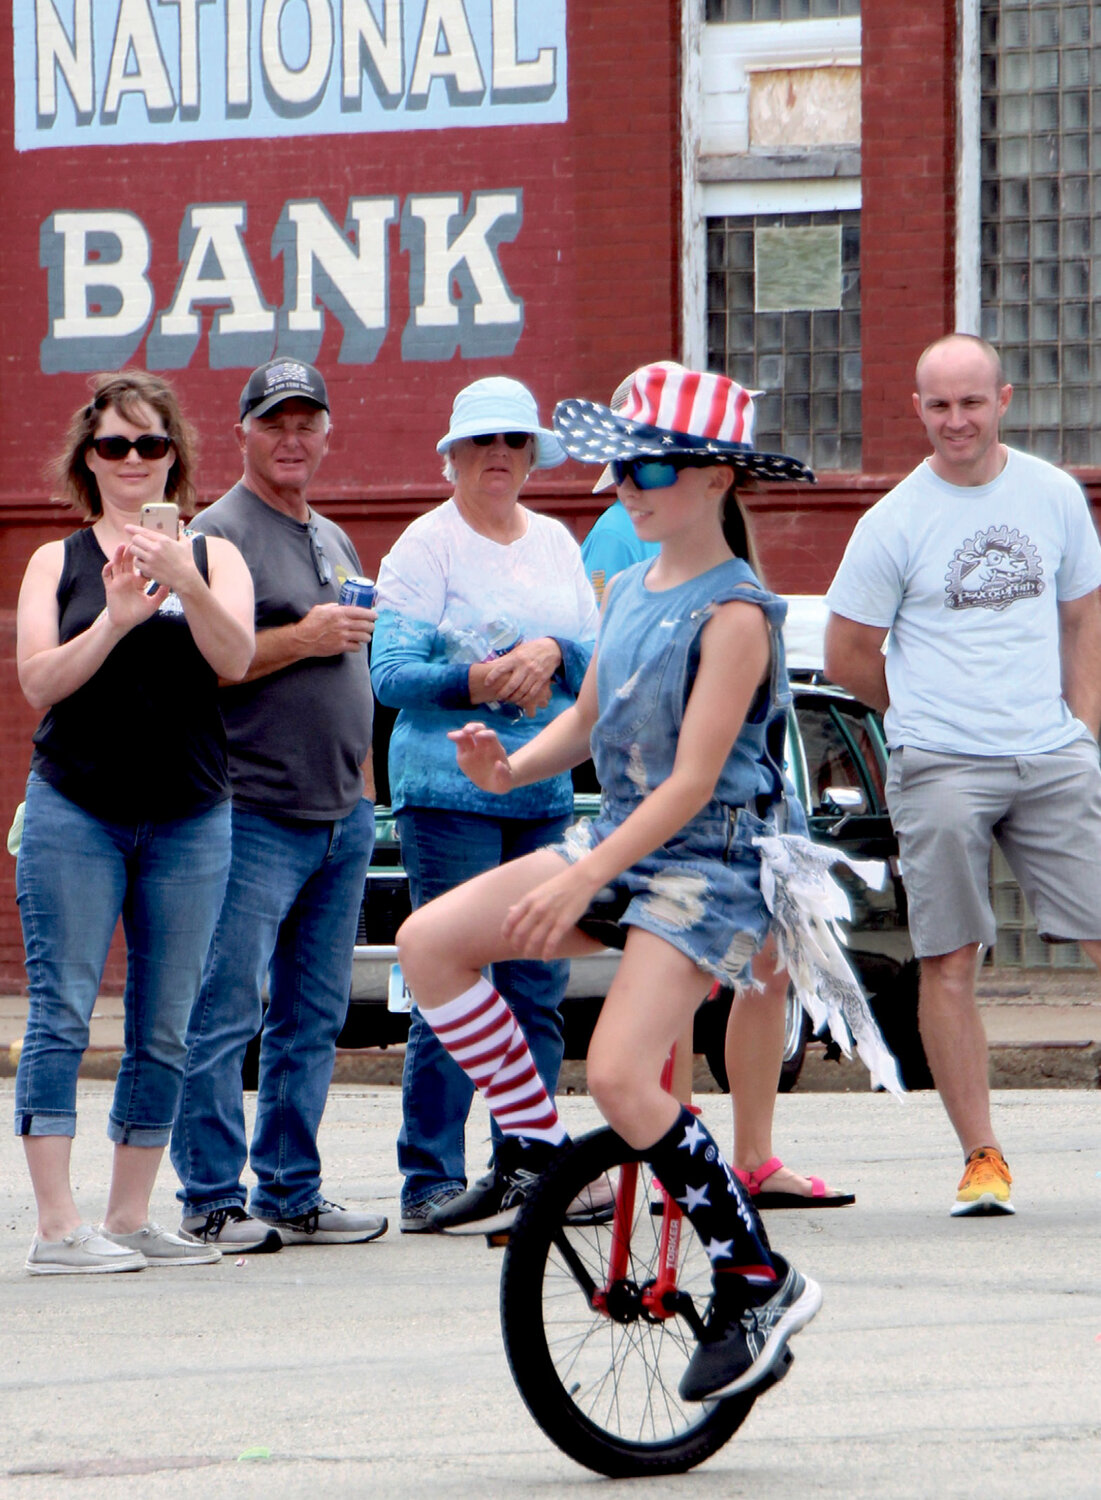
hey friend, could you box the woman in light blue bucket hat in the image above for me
[435,376,567,470]
[372,376,598,1234]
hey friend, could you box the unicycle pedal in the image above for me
[486,1230,510,1249]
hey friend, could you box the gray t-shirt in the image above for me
[192,482,372,819]
[827,449,1101,755]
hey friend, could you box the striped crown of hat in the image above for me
[618,363,759,445]
[555,361,815,485]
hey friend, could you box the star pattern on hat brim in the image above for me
[553,399,815,485]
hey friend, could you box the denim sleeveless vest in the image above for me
[592,556,790,831]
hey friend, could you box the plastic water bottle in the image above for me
[437,616,523,715]
[437,618,486,664]
[482,617,523,716]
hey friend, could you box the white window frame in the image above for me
[681,8,862,368]
[955,0,981,335]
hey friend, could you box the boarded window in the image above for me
[707,210,861,472]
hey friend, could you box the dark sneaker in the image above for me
[431,1138,560,1236]
[181,1206,282,1254]
[261,1198,388,1245]
[679,1256,822,1403]
[400,1186,466,1234]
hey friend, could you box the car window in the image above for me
[828,702,887,806]
[796,697,882,816]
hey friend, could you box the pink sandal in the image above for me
[733,1155,855,1209]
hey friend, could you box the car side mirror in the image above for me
[821,784,866,836]
[823,786,865,811]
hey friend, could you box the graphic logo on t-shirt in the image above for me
[945,525,1044,612]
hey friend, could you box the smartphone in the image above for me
[138,501,179,593]
[140,501,179,536]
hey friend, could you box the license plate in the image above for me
[387,963,414,1014]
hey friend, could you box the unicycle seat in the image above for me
[575,885,632,950]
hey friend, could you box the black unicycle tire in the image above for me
[500,1126,757,1478]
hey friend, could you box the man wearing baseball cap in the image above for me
[170,360,386,1251]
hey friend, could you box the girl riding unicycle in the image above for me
[396,364,900,1472]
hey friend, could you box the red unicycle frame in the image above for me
[589,1047,696,1329]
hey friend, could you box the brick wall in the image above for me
[0,2,682,992]
[860,1,959,478]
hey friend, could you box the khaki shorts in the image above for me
[884,735,1101,958]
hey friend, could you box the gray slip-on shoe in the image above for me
[26,1224,147,1275]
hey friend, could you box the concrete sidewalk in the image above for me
[2,967,1099,1090]
[1,1082,1099,1498]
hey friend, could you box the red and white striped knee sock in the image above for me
[422,978,567,1146]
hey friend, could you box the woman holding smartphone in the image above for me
[14,370,254,1275]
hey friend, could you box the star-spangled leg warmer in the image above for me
[419,978,568,1147]
[644,1106,775,1281]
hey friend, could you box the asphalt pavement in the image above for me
[1,1080,1099,1499]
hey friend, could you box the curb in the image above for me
[4,1039,1099,1091]
[795,1039,1101,1093]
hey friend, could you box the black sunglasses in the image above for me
[89,434,173,462]
[470,432,531,449]
[307,522,333,586]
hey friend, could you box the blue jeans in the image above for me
[15,774,231,1146]
[395,806,569,1212]
[170,800,374,1220]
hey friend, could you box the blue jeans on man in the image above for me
[395,806,569,1215]
[171,799,374,1220]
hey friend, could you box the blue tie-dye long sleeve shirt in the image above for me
[371,499,599,818]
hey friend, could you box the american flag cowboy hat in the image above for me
[554,363,815,485]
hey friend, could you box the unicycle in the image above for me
[499,1123,792,1477]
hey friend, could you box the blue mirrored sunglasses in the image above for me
[611,456,712,491]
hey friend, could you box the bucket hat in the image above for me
[555,363,814,485]
[437,377,565,469]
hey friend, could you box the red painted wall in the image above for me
[0,2,681,989]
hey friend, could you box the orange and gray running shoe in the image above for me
[950,1146,1015,1217]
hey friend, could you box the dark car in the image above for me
[337,600,930,1092]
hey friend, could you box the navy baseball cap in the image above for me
[239,359,329,421]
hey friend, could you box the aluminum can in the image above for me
[339,575,376,608]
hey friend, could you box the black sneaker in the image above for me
[678,1256,822,1403]
[430,1138,561,1236]
[180,1205,282,1254]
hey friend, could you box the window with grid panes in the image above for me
[705,0,860,19]
[706,210,861,472]
[979,1,1100,466]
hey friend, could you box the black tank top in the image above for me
[31,527,230,823]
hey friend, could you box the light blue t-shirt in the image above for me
[581,500,660,605]
[826,448,1101,755]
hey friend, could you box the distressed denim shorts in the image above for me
[551,804,777,985]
